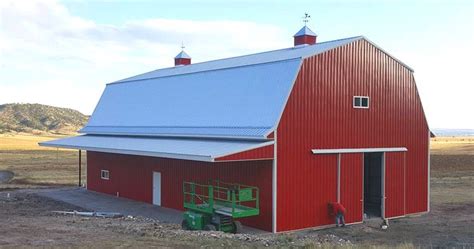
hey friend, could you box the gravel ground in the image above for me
[1,184,473,248]
[0,191,351,248]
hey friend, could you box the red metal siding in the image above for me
[215,144,273,161]
[294,35,317,46]
[277,152,338,231]
[385,152,407,218]
[174,58,191,66]
[87,151,273,231]
[340,153,363,223]
[267,132,274,139]
[276,39,429,231]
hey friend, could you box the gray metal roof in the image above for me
[80,36,364,139]
[293,26,317,37]
[78,35,418,140]
[114,36,362,84]
[175,50,191,59]
[39,135,274,162]
[82,58,303,138]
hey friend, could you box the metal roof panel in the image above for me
[80,126,270,139]
[82,59,303,137]
[113,36,362,84]
[39,135,274,162]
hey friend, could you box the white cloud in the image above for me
[1,0,472,129]
[0,0,288,114]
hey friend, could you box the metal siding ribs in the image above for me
[215,144,274,162]
[276,39,428,232]
[385,152,407,218]
[87,151,273,231]
[340,153,363,223]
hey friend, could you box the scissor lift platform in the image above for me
[182,180,259,233]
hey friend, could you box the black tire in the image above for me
[233,221,242,234]
[204,224,216,231]
[181,220,190,230]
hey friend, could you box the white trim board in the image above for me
[312,147,407,154]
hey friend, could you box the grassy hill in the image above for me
[0,103,88,135]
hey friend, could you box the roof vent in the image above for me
[293,26,317,46]
[174,44,191,66]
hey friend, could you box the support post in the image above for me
[78,150,82,187]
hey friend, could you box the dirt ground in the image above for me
[0,135,473,248]
[0,191,352,248]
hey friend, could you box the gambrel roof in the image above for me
[42,35,415,161]
[82,36,363,139]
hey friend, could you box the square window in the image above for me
[101,170,110,180]
[353,96,369,109]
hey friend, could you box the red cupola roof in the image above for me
[293,26,317,46]
[174,50,191,66]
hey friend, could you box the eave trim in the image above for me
[39,142,215,162]
[311,147,408,154]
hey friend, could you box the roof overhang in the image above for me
[39,135,274,162]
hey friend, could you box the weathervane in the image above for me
[302,13,311,26]
[181,41,185,51]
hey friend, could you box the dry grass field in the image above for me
[0,134,86,188]
[0,134,473,248]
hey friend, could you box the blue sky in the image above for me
[0,0,473,129]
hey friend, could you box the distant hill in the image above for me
[0,103,88,135]
[432,129,474,137]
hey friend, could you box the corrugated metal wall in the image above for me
[385,152,407,218]
[215,144,273,161]
[340,153,363,223]
[87,151,273,231]
[276,153,337,230]
[276,39,429,231]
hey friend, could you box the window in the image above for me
[101,170,110,180]
[353,96,369,108]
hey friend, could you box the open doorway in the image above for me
[364,152,383,218]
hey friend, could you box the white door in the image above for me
[153,172,161,206]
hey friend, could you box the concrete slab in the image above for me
[37,187,182,224]
[35,187,267,234]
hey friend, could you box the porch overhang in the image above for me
[39,135,274,162]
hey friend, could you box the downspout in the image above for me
[272,130,278,233]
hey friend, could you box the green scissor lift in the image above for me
[182,180,259,233]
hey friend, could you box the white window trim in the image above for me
[101,170,110,180]
[353,96,370,109]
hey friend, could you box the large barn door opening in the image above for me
[153,172,162,206]
[363,152,383,218]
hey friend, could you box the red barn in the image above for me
[41,25,430,233]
